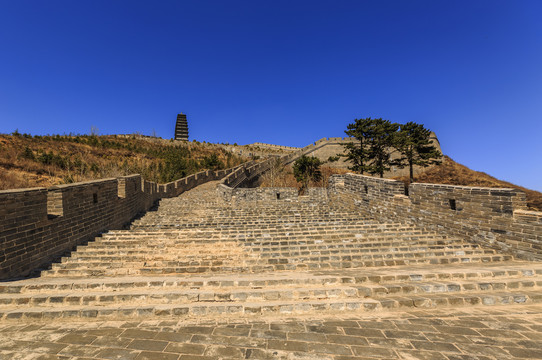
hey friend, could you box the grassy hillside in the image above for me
[393,156,542,211]
[0,133,249,190]
[2,133,539,212]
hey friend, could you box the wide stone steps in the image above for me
[68,234,464,253]
[63,244,483,261]
[2,278,542,310]
[5,265,542,294]
[0,286,362,308]
[92,227,437,240]
[42,253,514,278]
[90,228,424,245]
[3,179,540,321]
[134,210,363,218]
[131,219,375,229]
[70,229,453,249]
[3,262,542,320]
[2,290,542,321]
[90,231,425,245]
[54,248,500,267]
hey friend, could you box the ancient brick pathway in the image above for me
[1,180,542,358]
[2,305,542,359]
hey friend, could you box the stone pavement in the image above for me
[1,305,542,359]
[2,180,542,358]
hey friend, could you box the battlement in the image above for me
[248,142,300,151]
[329,173,542,260]
[0,166,244,280]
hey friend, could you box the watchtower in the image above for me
[174,113,189,141]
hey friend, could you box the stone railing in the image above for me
[0,165,244,280]
[226,187,328,202]
[329,173,542,260]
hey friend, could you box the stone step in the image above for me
[3,274,541,309]
[65,244,482,261]
[131,213,370,221]
[0,285,362,308]
[60,246,492,264]
[1,290,542,321]
[99,225,420,238]
[134,211,365,218]
[42,254,514,277]
[86,234,444,248]
[91,232,431,244]
[249,242,478,253]
[74,239,460,254]
[78,232,455,248]
[132,219,374,226]
[53,249,500,269]
[3,277,542,309]
[355,277,542,297]
[6,265,541,294]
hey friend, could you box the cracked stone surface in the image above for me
[2,305,542,359]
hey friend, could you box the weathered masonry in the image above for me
[0,165,251,280]
[329,173,542,260]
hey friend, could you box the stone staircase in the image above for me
[1,181,541,321]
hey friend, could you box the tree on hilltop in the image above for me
[343,118,399,178]
[343,118,373,174]
[393,122,442,182]
[293,155,322,194]
[364,119,400,178]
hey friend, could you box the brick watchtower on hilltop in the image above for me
[174,113,189,141]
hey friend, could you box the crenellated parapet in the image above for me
[0,165,244,280]
[328,173,542,261]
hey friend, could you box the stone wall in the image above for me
[329,173,542,260]
[299,134,442,178]
[249,143,300,152]
[219,186,327,203]
[0,166,244,280]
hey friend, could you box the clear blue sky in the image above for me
[1,1,541,191]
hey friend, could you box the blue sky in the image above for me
[0,1,541,191]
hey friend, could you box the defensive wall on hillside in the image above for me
[328,174,542,261]
[248,142,300,152]
[3,133,540,281]
[0,164,252,280]
[218,169,542,261]
[216,141,541,262]
[289,134,441,176]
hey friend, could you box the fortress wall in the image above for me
[249,143,300,151]
[301,135,442,176]
[330,174,542,260]
[0,166,242,280]
[225,187,328,202]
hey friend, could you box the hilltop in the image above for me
[0,133,250,190]
[1,133,540,212]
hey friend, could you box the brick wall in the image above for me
[0,167,241,280]
[329,173,542,260]
[223,187,327,202]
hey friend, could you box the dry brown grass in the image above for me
[393,156,542,211]
[0,134,249,190]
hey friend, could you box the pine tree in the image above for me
[343,118,373,174]
[394,122,442,182]
[364,119,400,178]
[293,155,322,194]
